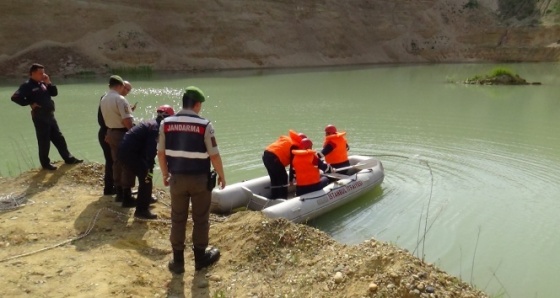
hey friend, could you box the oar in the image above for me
[322,172,350,180]
[334,159,378,173]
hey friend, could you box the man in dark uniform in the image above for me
[11,63,83,170]
[118,105,175,219]
[158,86,227,274]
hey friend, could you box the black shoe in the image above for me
[134,209,157,219]
[42,164,57,171]
[121,188,136,207]
[65,157,83,164]
[103,187,116,196]
[168,249,185,274]
[115,187,123,202]
[122,200,137,208]
[168,259,185,274]
[193,247,220,271]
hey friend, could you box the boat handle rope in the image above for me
[299,170,371,201]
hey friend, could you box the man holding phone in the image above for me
[11,63,83,170]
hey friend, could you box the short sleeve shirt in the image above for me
[99,89,133,128]
[157,109,220,156]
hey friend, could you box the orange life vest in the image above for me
[323,132,348,164]
[265,130,303,166]
[291,149,321,186]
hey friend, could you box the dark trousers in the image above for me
[296,176,330,196]
[123,163,152,211]
[106,129,135,188]
[98,127,113,191]
[32,112,72,167]
[169,173,211,250]
[262,150,288,199]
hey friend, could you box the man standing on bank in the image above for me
[118,105,175,219]
[100,75,136,207]
[98,81,133,195]
[11,63,83,170]
[157,86,226,274]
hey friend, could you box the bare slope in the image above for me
[1,0,560,77]
[0,163,488,297]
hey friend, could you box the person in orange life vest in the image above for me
[319,124,350,174]
[262,130,305,199]
[291,138,333,196]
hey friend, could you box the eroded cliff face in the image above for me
[1,0,559,77]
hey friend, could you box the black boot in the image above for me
[115,186,123,202]
[103,186,116,196]
[121,188,137,208]
[168,249,185,274]
[193,246,220,271]
[134,209,157,219]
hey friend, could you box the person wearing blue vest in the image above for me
[157,86,227,274]
[118,105,174,220]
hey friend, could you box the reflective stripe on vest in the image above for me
[291,149,321,186]
[323,132,348,164]
[163,114,210,174]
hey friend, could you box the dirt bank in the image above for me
[0,163,488,297]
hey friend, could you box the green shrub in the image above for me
[464,0,479,9]
[488,67,516,77]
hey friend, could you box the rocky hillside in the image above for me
[1,0,560,77]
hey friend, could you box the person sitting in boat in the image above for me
[262,130,305,199]
[319,124,351,174]
[291,138,333,196]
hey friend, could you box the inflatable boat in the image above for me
[210,155,384,223]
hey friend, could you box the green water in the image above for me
[1,63,560,297]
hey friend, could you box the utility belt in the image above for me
[31,108,54,117]
[108,127,127,132]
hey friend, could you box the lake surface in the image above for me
[1,63,559,297]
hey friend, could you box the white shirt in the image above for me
[100,89,133,128]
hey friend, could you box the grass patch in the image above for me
[488,67,516,77]
[75,70,96,77]
[464,0,479,9]
[109,65,153,76]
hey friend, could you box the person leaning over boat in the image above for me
[262,130,306,199]
[100,75,136,207]
[291,138,333,196]
[97,80,134,196]
[319,124,350,174]
[117,105,174,220]
[10,63,83,171]
[157,86,226,274]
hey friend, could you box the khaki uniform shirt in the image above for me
[100,89,133,128]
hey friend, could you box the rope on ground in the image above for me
[0,192,34,212]
[0,204,172,263]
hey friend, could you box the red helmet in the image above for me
[157,105,175,117]
[298,132,307,139]
[325,124,337,135]
[300,138,313,149]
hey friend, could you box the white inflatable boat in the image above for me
[211,155,384,223]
